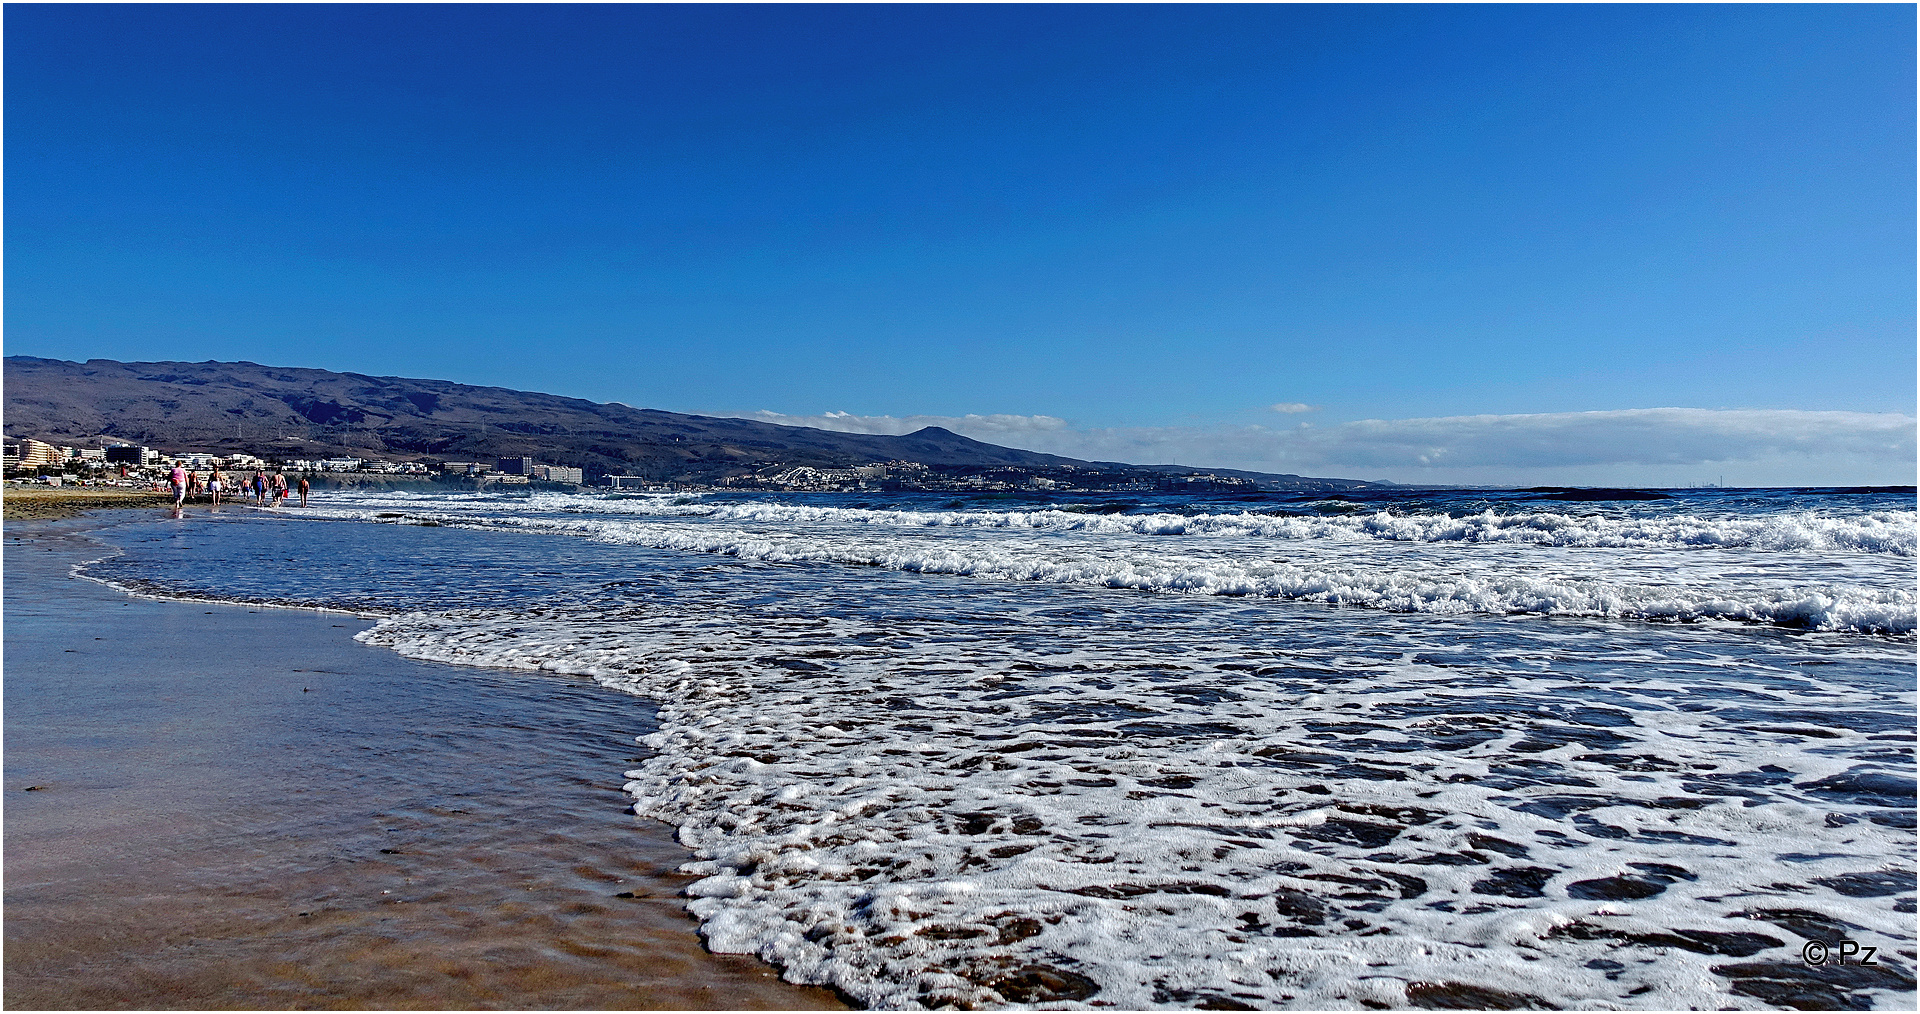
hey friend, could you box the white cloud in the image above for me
[1269,402,1317,414]
[729,406,1916,487]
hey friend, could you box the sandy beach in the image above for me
[3,511,844,1010]
[3,486,176,520]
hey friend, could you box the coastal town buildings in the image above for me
[4,434,1262,495]
[531,464,583,483]
[103,444,159,466]
[3,438,67,469]
[2,434,574,490]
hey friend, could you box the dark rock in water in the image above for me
[1471,866,1556,898]
[954,812,1000,835]
[916,924,990,941]
[1466,832,1530,858]
[1290,817,1404,849]
[1796,771,1917,808]
[1570,815,1628,839]
[1380,872,1430,899]
[1812,869,1916,898]
[1404,980,1554,1009]
[986,964,1100,1003]
[1518,487,1672,501]
[1194,996,1259,1010]
[993,916,1042,945]
[1408,850,1493,866]
[1584,958,1624,978]
[1065,881,1231,899]
[1713,959,1916,1010]
[1644,795,1715,809]
[1510,725,1632,753]
[1339,802,1444,825]
[1566,875,1669,901]
[1648,929,1784,957]
[1575,752,1684,773]
[1627,861,1698,881]
[1552,921,1781,957]
[1729,908,1867,941]
[1513,794,1615,819]
[1563,706,1637,728]
[1267,887,1330,928]
[1152,987,1260,1009]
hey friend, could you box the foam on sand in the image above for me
[360,588,1915,1010]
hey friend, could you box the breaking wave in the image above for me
[304,492,1916,634]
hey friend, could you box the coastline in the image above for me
[3,486,176,520]
[2,510,845,1010]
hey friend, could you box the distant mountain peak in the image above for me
[2,357,1087,480]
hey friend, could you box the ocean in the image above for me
[77,486,1915,1009]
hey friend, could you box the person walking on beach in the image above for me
[254,471,268,505]
[298,475,310,507]
[273,472,288,503]
[209,469,223,506]
[170,464,188,507]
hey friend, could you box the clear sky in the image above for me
[7,5,1913,485]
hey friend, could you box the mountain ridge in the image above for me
[3,356,1384,489]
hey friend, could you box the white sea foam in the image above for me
[102,492,1911,1007]
[669,502,1918,557]
[304,492,1917,633]
[356,592,1916,1010]
[392,491,1915,556]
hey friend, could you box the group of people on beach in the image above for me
[169,466,309,509]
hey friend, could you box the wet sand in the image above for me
[3,486,175,520]
[3,514,845,1010]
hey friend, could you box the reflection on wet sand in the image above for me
[3,518,843,1010]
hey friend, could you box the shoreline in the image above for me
[3,486,177,519]
[3,510,845,1010]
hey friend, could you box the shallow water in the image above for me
[4,519,841,1010]
[78,488,1917,1009]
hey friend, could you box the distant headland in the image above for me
[3,356,1390,492]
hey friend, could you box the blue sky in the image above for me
[7,5,1913,484]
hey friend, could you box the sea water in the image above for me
[80,487,1916,1009]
